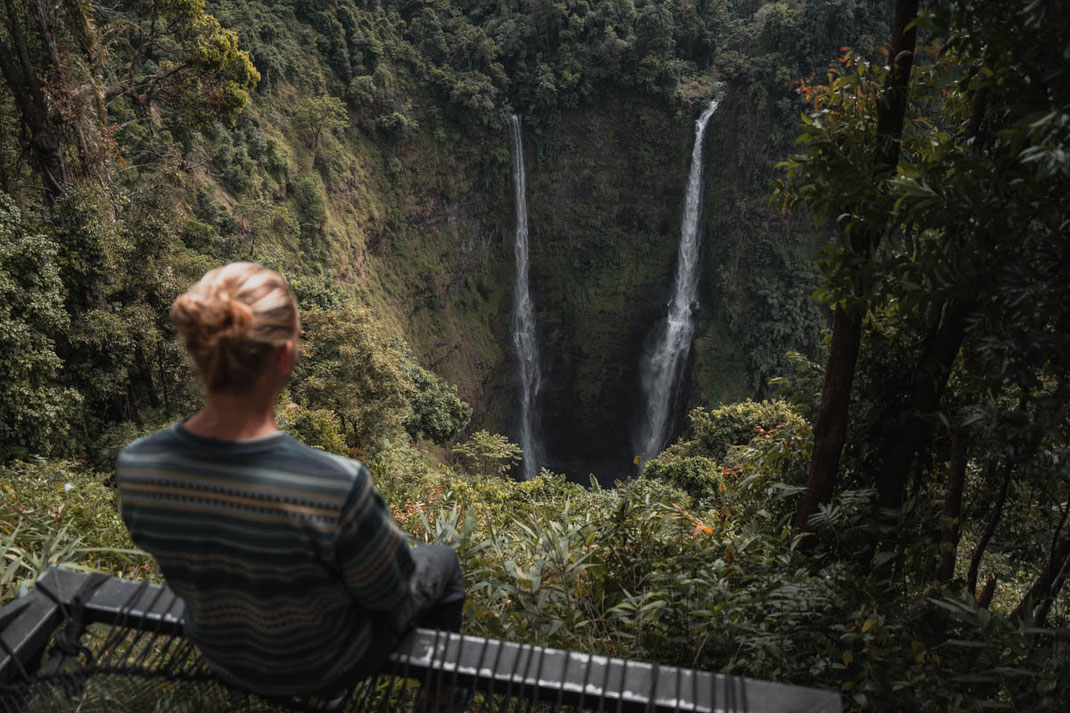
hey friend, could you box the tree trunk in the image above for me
[1015,502,1070,626]
[792,0,920,531]
[967,462,1011,597]
[0,0,66,197]
[977,576,996,609]
[936,432,968,584]
[794,306,862,529]
[1013,533,1070,626]
[877,300,970,510]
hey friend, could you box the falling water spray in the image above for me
[508,114,542,480]
[635,97,722,465]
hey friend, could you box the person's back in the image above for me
[117,425,411,696]
[116,263,464,699]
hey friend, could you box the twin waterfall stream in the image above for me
[508,115,543,481]
[635,98,721,464]
[507,99,720,478]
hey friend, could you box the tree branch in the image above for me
[937,432,968,584]
[967,461,1011,598]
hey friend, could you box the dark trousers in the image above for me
[326,544,465,692]
[406,544,466,632]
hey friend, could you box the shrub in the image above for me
[276,401,349,456]
[643,455,721,500]
[1,460,152,605]
[452,430,521,478]
[685,399,800,461]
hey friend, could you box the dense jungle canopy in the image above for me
[1,0,1069,710]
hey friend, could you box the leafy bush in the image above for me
[0,195,80,460]
[642,455,721,500]
[1,460,152,605]
[292,305,412,452]
[275,401,350,456]
[451,430,521,478]
[682,400,801,462]
[399,348,472,445]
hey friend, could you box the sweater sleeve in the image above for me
[334,463,415,611]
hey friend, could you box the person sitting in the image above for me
[116,262,465,700]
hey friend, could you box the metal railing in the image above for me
[0,569,842,712]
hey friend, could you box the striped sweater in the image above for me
[116,423,415,697]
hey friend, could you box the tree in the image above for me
[777,0,921,531]
[452,430,521,478]
[0,0,259,198]
[292,306,412,450]
[398,345,472,446]
[0,193,79,459]
[777,0,1070,617]
[294,94,348,150]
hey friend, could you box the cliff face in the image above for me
[176,0,880,481]
[359,89,818,482]
[0,0,888,474]
[525,98,740,480]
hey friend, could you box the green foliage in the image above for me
[89,411,177,473]
[294,95,349,150]
[681,400,801,462]
[399,347,472,446]
[292,175,329,250]
[292,305,412,452]
[1,460,151,606]
[0,195,80,460]
[275,400,350,456]
[2,2,1066,712]
[451,430,521,478]
[642,455,721,501]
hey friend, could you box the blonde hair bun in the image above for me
[170,263,298,392]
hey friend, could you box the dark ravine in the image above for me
[369,92,826,484]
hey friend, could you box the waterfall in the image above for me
[635,98,721,464]
[508,114,542,480]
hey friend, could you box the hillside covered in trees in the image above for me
[2,0,1069,710]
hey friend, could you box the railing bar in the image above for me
[350,670,378,709]
[94,610,130,668]
[113,582,164,669]
[596,653,612,713]
[483,631,506,710]
[646,663,660,713]
[431,628,447,703]
[522,644,546,713]
[130,585,174,670]
[551,647,570,712]
[498,642,524,713]
[141,632,176,678]
[615,659,626,713]
[162,638,193,676]
[672,665,682,713]
[576,652,594,713]
[375,655,404,713]
[447,631,463,700]
[691,662,698,713]
[521,643,541,712]
[467,635,491,709]
[0,626,34,683]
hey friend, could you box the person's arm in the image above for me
[335,463,415,611]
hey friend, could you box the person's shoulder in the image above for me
[275,435,371,484]
[117,424,182,460]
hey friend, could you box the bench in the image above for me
[0,569,842,712]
